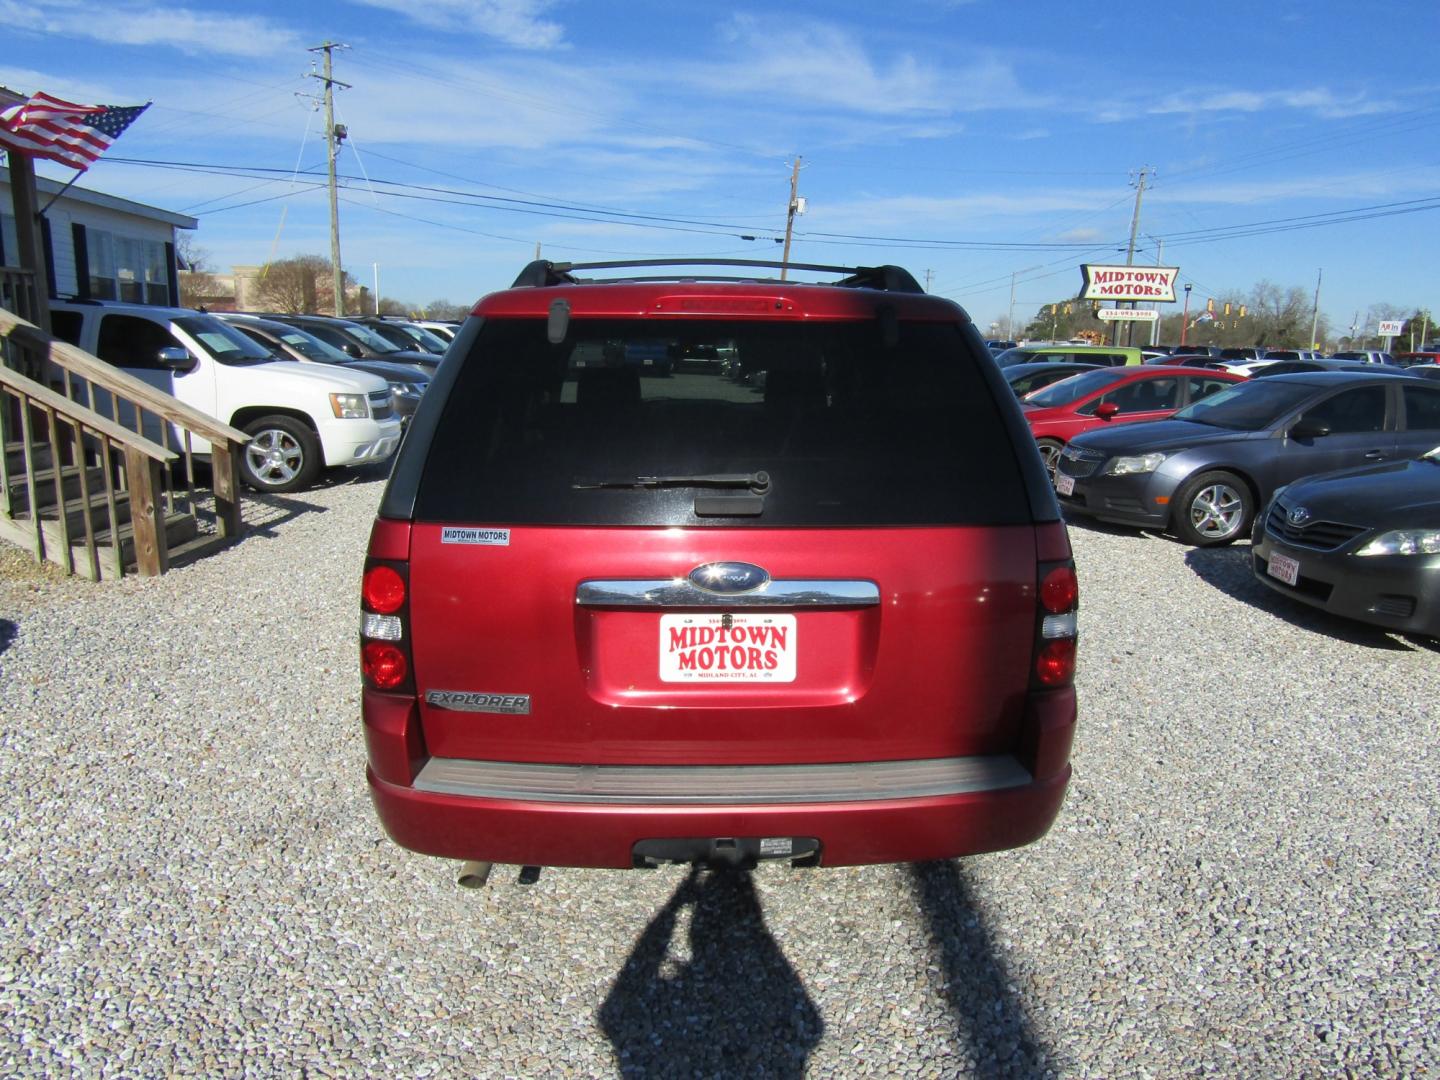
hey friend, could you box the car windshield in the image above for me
[1023,368,1123,407]
[1170,379,1318,430]
[993,348,1050,368]
[397,325,450,352]
[343,323,401,353]
[174,316,275,366]
[276,327,350,363]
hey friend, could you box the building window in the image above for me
[86,228,170,305]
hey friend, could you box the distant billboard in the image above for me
[1378,320,1404,337]
[1080,265,1180,302]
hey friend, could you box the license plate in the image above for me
[1055,473,1075,496]
[1268,551,1300,586]
[659,613,797,683]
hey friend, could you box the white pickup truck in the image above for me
[50,300,403,492]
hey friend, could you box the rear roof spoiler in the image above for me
[510,259,924,295]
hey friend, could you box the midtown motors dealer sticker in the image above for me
[660,614,796,683]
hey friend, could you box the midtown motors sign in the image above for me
[1080,265,1180,302]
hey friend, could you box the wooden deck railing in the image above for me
[0,307,249,579]
[0,267,40,326]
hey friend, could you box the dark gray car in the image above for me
[1252,445,1440,639]
[1055,371,1440,546]
[265,314,440,374]
[218,314,430,425]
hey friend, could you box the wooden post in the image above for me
[6,153,53,336]
[124,445,167,576]
[210,442,243,539]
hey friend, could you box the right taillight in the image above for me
[1034,562,1079,687]
[362,554,413,693]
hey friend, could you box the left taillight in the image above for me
[361,558,413,692]
[1033,561,1079,688]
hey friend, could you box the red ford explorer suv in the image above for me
[361,259,1079,874]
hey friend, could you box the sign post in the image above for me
[1378,319,1404,351]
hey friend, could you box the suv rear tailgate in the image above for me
[409,524,1037,766]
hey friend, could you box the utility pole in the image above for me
[1007,270,1020,339]
[1115,166,1151,345]
[1309,268,1323,350]
[924,269,934,293]
[780,156,802,281]
[309,42,350,316]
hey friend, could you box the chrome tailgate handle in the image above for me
[576,578,880,608]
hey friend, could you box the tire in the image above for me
[240,415,322,493]
[1036,439,1064,486]
[1171,470,1253,547]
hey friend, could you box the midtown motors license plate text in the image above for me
[659,614,797,683]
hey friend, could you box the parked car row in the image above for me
[1047,370,1440,636]
[47,300,466,494]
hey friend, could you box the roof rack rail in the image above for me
[510,259,925,295]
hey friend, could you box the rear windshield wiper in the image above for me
[573,470,771,493]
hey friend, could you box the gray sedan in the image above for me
[1054,371,1440,546]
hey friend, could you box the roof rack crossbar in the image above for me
[510,259,924,294]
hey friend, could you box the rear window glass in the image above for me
[414,317,1032,526]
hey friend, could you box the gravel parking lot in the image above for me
[1,467,1436,1077]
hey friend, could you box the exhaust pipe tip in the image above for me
[457,860,493,889]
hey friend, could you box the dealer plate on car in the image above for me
[660,614,796,683]
[1055,474,1075,496]
[1268,551,1300,586]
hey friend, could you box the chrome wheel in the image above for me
[246,427,304,486]
[1187,482,1245,540]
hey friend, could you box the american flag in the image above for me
[0,92,149,171]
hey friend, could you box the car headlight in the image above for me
[1103,453,1167,476]
[1355,530,1440,556]
[390,381,422,399]
[330,392,370,419]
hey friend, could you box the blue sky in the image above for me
[3,0,1436,333]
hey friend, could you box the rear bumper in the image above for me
[363,685,1077,868]
[367,762,1071,868]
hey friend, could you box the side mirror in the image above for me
[1095,402,1120,420]
[344,342,364,358]
[157,346,197,374]
[1290,418,1330,440]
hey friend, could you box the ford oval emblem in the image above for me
[1288,506,1312,526]
[689,562,770,594]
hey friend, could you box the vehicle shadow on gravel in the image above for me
[0,618,15,656]
[238,492,330,539]
[909,861,1054,1078]
[1184,545,1438,652]
[599,866,823,1077]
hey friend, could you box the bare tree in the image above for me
[175,232,211,273]
[421,299,469,321]
[253,255,354,314]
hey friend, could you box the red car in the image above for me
[360,259,1079,873]
[1023,366,1242,481]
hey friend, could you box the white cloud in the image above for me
[686,15,1044,117]
[0,0,303,58]
[1101,86,1398,121]
[344,0,564,49]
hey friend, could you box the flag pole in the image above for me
[38,171,84,216]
